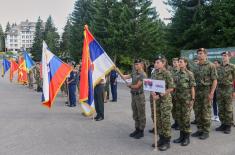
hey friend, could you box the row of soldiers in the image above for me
[120,48,235,151]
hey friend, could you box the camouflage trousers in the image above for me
[171,94,177,121]
[195,87,211,133]
[176,94,192,133]
[156,95,172,138]
[131,93,146,130]
[217,86,233,126]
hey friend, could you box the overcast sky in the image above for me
[0,0,171,34]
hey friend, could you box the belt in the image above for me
[131,91,144,95]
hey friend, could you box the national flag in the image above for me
[79,25,115,116]
[23,50,35,72]
[41,41,72,108]
[10,60,19,82]
[1,58,11,77]
[18,56,28,84]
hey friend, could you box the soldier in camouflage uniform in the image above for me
[151,56,175,151]
[28,69,34,89]
[191,48,217,140]
[215,51,235,134]
[170,58,180,130]
[173,57,196,146]
[33,62,42,92]
[121,59,147,139]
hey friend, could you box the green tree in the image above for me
[70,0,96,62]
[5,22,11,33]
[43,16,60,53]
[0,24,5,51]
[31,17,44,61]
[60,19,72,59]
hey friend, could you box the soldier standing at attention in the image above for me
[33,62,42,92]
[173,57,196,146]
[171,58,180,130]
[151,56,175,151]
[119,59,147,139]
[215,51,235,134]
[191,48,217,140]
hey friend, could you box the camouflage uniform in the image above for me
[170,67,180,123]
[217,63,235,126]
[151,69,175,138]
[194,60,217,133]
[33,66,42,92]
[28,70,34,89]
[131,70,147,131]
[175,69,196,133]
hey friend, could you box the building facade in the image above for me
[5,20,36,52]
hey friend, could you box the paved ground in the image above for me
[0,77,235,155]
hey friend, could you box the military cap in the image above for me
[134,59,143,63]
[154,55,166,61]
[221,51,231,56]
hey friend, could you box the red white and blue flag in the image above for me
[42,41,72,108]
[79,25,115,116]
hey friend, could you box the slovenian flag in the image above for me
[1,58,11,77]
[79,25,115,116]
[23,50,35,72]
[42,41,72,108]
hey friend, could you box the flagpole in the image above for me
[115,67,128,85]
[153,99,158,151]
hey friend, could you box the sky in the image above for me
[0,0,171,34]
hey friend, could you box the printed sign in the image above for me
[143,79,165,93]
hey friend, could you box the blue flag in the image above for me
[23,50,35,71]
[2,58,11,77]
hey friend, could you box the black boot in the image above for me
[149,128,154,134]
[129,128,139,137]
[181,132,190,146]
[224,125,231,134]
[158,136,170,151]
[152,134,164,148]
[171,121,177,128]
[199,132,209,140]
[173,131,184,143]
[191,131,203,137]
[216,124,225,131]
[191,120,197,124]
[134,130,144,139]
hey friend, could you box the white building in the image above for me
[5,20,36,52]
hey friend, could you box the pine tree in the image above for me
[5,22,11,33]
[70,0,96,62]
[43,16,60,53]
[60,19,72,59]
[31,17,44,61]
[0,24,5,51]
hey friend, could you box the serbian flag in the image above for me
[23,50,35,72]
[10,60,19,82]
[1,58,11,77]
[18,56,28,84]
[79,25,115,116]
[41,41,72,108]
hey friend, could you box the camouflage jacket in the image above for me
[217,63,235,86]
[175,69,196,98]
[131,70,147,93]
[194,60,217,87]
